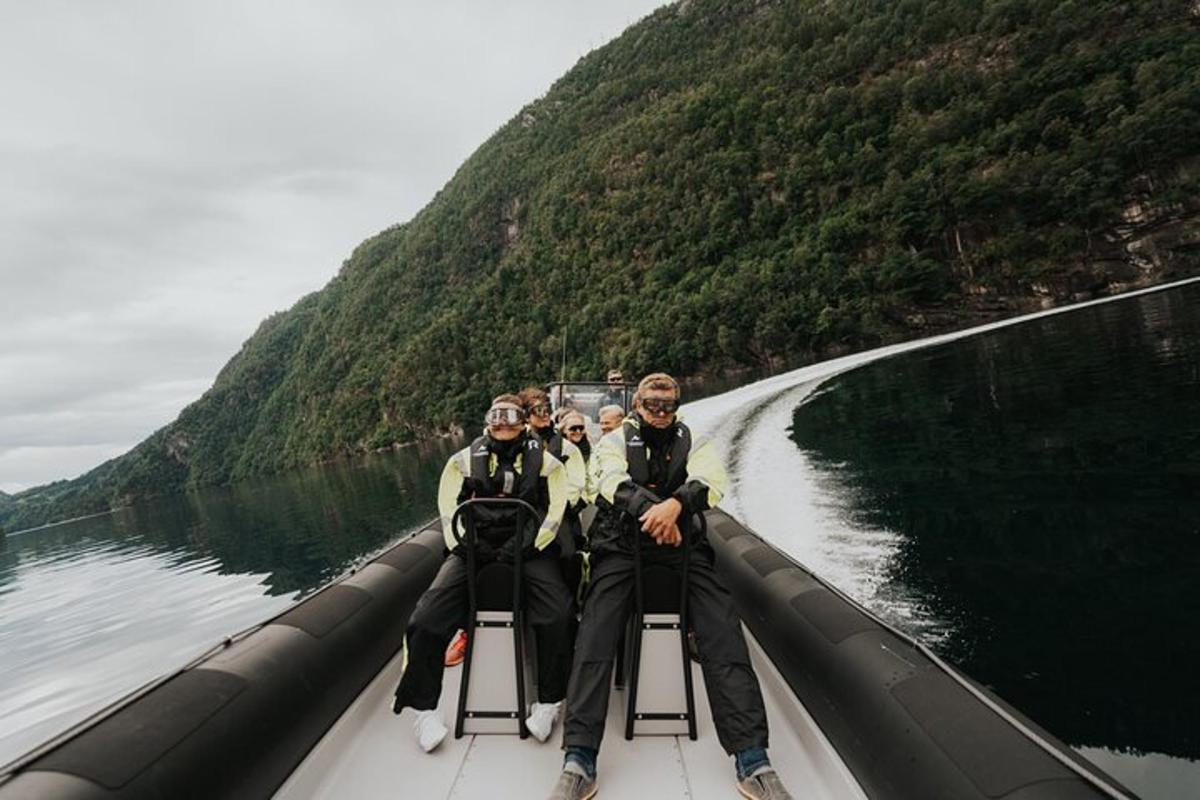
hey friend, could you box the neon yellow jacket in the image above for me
[437,438,568,552]
[592,416,727,518]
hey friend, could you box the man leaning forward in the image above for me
[548,373,793,800]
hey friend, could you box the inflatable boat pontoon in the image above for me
[0,510,1136,800]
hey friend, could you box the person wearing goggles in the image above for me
[393,394,574,751]
[520,384,590,554]
[549,374,790,800]
[520,386,588,508]
[560,410,591,463]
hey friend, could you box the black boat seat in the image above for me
[620,514,704,740]
[451,499,538,738]
[458,562,534,735]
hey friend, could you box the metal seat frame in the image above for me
[621,512,704,740]
[450,497,538,740]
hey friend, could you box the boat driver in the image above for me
[393,394,574,751]
[548,374,793,800]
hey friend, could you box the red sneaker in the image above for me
[444,630,468,667]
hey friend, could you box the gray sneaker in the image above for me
[547,766,597,800]
[737,768,793,799]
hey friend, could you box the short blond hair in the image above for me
[636,372,680,398]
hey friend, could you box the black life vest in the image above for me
[459,434,546,545]
[623,419,692,501]
[465,434,544,504]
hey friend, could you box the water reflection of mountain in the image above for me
[6,437,458,600]
[790,284,1200,761]
[131,438,459,596]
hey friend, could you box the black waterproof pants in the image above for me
[393,551,574,712]
[562,544,769,755]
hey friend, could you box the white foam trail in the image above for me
[681,276,1200,637]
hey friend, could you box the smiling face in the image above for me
[488,421,523,441]
[599,408,623,434]
[526,401,552,431]
[562,412,586,443]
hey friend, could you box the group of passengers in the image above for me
[392,371,793,800]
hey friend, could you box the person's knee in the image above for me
[693,621,753,666]
[407,601,456,644]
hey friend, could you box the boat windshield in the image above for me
[546,381,634,422]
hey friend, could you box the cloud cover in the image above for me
[0,0,665,493]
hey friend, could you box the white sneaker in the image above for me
[414,709,448,753]
[525,701,562,742]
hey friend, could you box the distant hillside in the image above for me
[4,0,1198,532]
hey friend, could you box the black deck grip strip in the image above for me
[377,541,436,573]
[273,584,371,639]
[892,670,1078,797]
[34,669,245,789]
[709,516,751,541]
[790,589,877,644]
[741,545,795,578]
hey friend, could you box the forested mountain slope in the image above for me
[5,0,1198,531]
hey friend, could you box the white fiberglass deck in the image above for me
[274,632,865,800]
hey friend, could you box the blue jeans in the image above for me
[564,745,597,779]
[735,746,771,780]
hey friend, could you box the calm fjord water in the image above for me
[1,284,1196,798]
[791,282,1200,798]
[0,438,458,765]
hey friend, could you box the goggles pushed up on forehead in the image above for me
[640,397,678,416]
[484,404,525,427]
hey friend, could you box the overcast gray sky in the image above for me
[0,1,666,494]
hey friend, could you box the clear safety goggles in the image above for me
[484,404,525,427]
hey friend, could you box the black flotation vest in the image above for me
[460,434,545,542]
[465,434,544,501]
[623,419,693,500]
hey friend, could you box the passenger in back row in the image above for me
[522,386,588,558]
[548,374,793,800]
[597,404,625,436]
[393,394,574,750]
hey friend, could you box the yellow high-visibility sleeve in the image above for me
[535,453,567,550]
[560,439,586,506]
[593,427,631,506]
[681,436,727,510]
[582,449,599,505]
[438,447,471,551]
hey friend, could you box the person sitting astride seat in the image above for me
[522,386,588,545]
[597,404,625,436]
[548,374,794,800]
[393,395,574,751]
[599,369,628,412]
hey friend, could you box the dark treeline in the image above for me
[4,0,1199,532]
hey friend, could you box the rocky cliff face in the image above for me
[4,0,1198,533]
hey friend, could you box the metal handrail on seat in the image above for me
[449,497,539,740]
[623,510,703,740]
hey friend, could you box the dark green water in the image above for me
[0,437,458,764]
[791,283,1200,798]
[4,286,1197,797]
